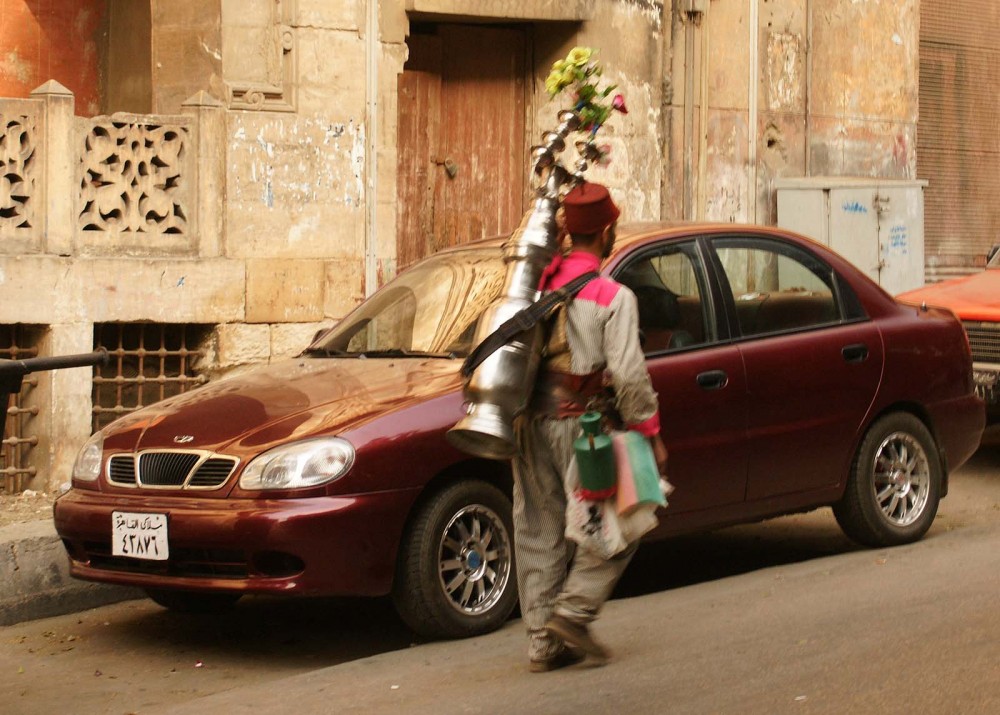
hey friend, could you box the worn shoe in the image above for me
[544,615,611,663]
[528,644,586,673]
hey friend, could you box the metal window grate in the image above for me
[1,325,42,494]
[92,323,212,432]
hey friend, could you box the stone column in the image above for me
[32,324,95,493]
[29,80,76,258]
[181,91,227,257]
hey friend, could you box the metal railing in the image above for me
[0,350,109,493]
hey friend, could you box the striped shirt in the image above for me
[537,251,661,436]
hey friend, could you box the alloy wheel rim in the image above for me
[437,504,512,616]
[871,431,930,527]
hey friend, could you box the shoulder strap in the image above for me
[460,270,599,378]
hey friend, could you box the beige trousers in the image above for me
[511,414,637,660]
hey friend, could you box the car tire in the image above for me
[833,412,942,547]
[146,589,242,613]
[392,480,517,640]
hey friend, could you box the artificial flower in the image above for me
[566,47,593,67]
[545,46,626,136]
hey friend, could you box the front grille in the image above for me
[108,456,136,485]
[189,458,238,488]
[81,541,249,578]
[964,322,1000,363]
[105,452,237,489]
[139,452,201,486]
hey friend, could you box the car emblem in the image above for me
[173,435,195,444]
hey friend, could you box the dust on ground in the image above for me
[0,490,56,529]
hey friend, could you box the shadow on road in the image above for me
[615,512,860,599]
[98,433,1000,666]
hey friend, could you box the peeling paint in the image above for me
[228,114,366,224]
[200,39,223,61]
[0,50,32,84]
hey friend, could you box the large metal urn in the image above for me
[446,111,583,460]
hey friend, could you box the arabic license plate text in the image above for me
[112,511,169,560]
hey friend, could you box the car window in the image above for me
[711,237,841,337]
[313,248,505,356]
[615,241,714,353]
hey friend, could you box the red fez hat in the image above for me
[562,182,621,235]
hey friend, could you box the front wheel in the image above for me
[834,413,942,547]
[392,480,517,639]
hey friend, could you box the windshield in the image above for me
[989,245,1000,268]
[308,247,506,358]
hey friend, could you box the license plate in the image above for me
[112,511,169,560]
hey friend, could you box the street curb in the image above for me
[0,519,141,626]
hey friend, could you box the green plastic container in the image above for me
[574,412,617,497]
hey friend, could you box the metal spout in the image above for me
[446,403,516,460]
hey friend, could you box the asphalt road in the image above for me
[3,432,998,715]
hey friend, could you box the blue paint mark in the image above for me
[176,276,186,287]
[888,224,908,255]
[264,180,274,208]
[842,201,868,214]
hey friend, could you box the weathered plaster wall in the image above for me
[3,0,923,493]
[151,0,224,114]
[664,0,918,224]
[523,2,666,223]
[0,0,104,115]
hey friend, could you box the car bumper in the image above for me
[927,392,988,492]
[53,487,420,597]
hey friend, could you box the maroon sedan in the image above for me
[54,223,985,639]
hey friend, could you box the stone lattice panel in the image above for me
[0,113,37,232]
[79,120,190,235]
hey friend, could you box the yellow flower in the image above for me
[560,66,577,86]
[545,72,563,96]
[551,59,567,72]
[566,47,593,68]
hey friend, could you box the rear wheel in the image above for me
[393,480,517,639]
[146,589,241,613]
[834,413,942,547]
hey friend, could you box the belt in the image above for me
[529,369,606,418]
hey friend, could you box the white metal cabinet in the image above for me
[775,178,928,295]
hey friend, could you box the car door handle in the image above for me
[842,343,869,364]
[696,370,728,390]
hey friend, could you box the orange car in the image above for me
[898,245,1000,422]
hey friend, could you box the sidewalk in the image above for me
[0,517,139,626]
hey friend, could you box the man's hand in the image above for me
[650,434,668,475]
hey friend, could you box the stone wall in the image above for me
[663,0,919,224]
[0,0,921,492]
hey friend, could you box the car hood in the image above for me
[897,270,1000,322]
[102,357,464,455]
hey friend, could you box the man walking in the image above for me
[512,181,668,672]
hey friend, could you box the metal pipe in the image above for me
[684,12,696,220]
[748,0,760,223]
[364,0,379,297]
[805,0,813,176]
[697,4,710,220]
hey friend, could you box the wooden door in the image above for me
[396,25,527,269]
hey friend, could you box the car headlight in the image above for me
[239,438,355,491]
[72,431,105,482]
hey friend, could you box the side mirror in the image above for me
[988,244,1000,264]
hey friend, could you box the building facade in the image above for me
[0,0,933,493]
